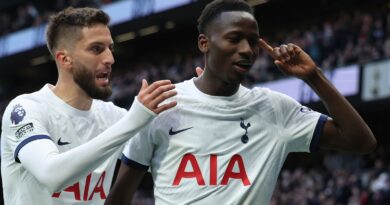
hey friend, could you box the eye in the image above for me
[91,46,102,53]
[90,44,107,54]
[227,36,240,43]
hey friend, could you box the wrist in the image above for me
[131,97,157,117]
[304,67,324,85]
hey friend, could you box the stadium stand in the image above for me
[1,0,390,204]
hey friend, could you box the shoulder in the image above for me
[251,86,297,102]
[4,92,44,118]
[6,85,50,109]
[154,80,191,105]
[238,86,272,103]
[250,86,276,97]
[174,79,191,92]
[243,86,302,115]
[2,91,47,134]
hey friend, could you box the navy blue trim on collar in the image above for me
[14,135,51,163]
[309,115,328,153]
[121,154,149,171]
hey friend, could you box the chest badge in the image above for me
[240,118,251,144]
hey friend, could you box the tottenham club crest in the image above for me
[240,118,251,144]
[11,104,26,125]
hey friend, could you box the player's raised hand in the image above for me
[137,79,177,114]
[259,38,318,80]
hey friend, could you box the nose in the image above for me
[103,48,115,66]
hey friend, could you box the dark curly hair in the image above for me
[197,0,254,34]
[46,7,110,56]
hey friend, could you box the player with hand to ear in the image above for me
[258,38,376,153]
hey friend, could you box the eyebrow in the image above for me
[88,41,114,47]
[224,30,260,38]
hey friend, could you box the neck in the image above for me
[51,81,93,111]
[194,72,240,96]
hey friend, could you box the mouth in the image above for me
[96,71,110,86]
[233,60,253,73]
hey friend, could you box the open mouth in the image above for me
[96,71,110,85]
[233,60,253,72]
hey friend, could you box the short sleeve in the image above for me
[2,97,51,162]
[268,90,328,153]
[121,124,153,171]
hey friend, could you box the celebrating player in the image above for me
[105,0,377,204]
[1,7,177,205]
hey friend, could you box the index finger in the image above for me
[258,38,274,56]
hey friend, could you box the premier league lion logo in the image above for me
[11,104,26,125]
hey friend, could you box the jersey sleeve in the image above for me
[3,97,156,193]
[2,97,52,162]
[105,101,128,161]
[121,124,153,171]
[268,90,328,153]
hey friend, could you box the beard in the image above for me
[73,63,112,100]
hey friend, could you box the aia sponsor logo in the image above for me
[52,171,107,201]
[173,154,250,186]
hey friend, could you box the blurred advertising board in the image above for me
[0,0,193,58]
[362,59,390,101]
[255,64,360,104]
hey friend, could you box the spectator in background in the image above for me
[0,13,11,36]
[11,4,36,31]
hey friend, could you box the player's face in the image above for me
[72,24,115,100]
[203,11,259,85]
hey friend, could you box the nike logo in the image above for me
[57,137,70,146]
[169,127,193,135]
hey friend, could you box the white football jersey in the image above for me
[122,78,327,205]
[1,84,126,205]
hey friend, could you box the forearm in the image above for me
[19,98,155,192]
[305,68,376,152]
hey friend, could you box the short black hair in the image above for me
[197,0,254,34]
[46,7,110,56]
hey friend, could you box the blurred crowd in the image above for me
[1,1,390,205]
[270,150,390,205]
[109,4,390,109]
[0,0,113,37]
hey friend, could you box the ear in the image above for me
[198,34,209,53]
[55,50,72,69]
